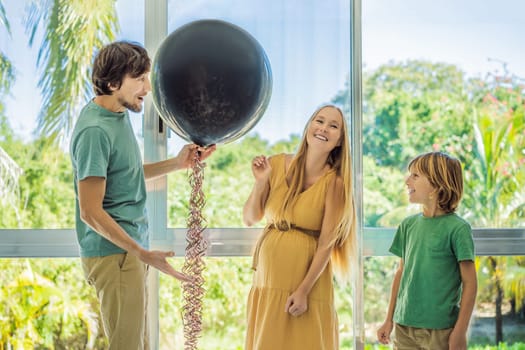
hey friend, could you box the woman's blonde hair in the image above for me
[408,152,464,213]
[276,105,356,282]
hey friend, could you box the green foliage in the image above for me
[25,0,119,144]
[0,51,14,96]
[461,72,525,227]
[158,257,358,349]
[458,69,525,343]
[0,3,19,210]
[362,155,407,227]
[504,257,525,311]
[361,60,472,169]
[362,257,398,322]
[0,259,102,349]
[365,344,525,350]
[158,257,253,349]
[0,43,524,347]
[0,135,76,229]
[0,0,522,347]
[0,0,14,98]
[468,343,525,350]
[167,134,301,228]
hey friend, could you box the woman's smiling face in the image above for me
[306,106,342,151]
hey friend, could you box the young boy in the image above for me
[377,152,477,350]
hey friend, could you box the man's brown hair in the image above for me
[92,41,151,96]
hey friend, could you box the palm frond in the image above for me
[0,146,23,203]
[0,52,15,95]
[503,264,525,310]
[0,1,11,34]
[0,0,14,94]
[25,0,119,144]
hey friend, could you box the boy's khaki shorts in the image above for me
[394,323,453,350]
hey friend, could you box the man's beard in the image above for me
[119,97,143,113]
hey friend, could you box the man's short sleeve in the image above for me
[72,127,111,180]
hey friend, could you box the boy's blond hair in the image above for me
[408,152,463,213]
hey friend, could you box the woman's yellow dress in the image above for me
[245,153,339,350]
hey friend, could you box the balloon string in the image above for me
[182,151,208,350]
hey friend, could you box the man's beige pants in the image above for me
[82,254,149,350]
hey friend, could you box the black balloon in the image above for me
[151,19,272,146]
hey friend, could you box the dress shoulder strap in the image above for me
[268,153,288,184]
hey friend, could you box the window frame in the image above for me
[1,228,524,349]
[0,0,524,349]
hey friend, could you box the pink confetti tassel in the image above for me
[182,152,208,350]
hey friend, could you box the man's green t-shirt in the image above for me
[390,212,475,329]
[70,101,149,257]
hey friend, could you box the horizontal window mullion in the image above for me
[0,228,523,258]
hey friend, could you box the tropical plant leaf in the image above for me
[0,1,10,34]
[0,145,22,203]
[25,0,119,144]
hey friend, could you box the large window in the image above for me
[0,0,523,349]
[162,0,351,230]
[361,0,525,347]
[155,1,352,348]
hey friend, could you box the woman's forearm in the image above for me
[243,180,269,226]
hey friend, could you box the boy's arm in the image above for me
[377,258,404,344]
[449,260,477,349]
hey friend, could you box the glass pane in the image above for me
[363,256,399,345]
[158,257,354,349]
[361,0,525,229]
[364,256,525,347]
[0,0,143,229]
[0,258,106,348]
[165,0,351,229]
[159,257,252,349]
[161,1,353,348]
[470,255,525,346]
[362,0,525,348]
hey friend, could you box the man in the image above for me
[70,41,215,350]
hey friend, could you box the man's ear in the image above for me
[108,82,119,92]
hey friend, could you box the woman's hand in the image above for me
[284,289,308,317]
[251,155,272,182]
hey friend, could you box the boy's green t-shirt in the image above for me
[70,101,149,257]
[390,212,475,329]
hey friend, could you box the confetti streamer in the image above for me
[181,152,208,350]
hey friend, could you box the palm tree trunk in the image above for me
[489,256,504,344]
[495,281,503,344]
